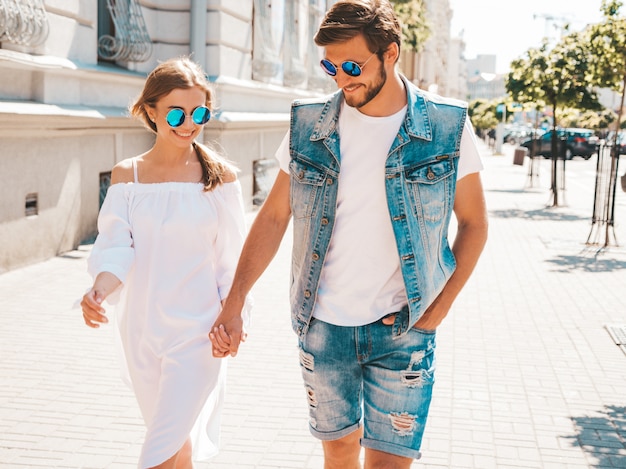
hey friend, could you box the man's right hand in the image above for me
[209,170,292,358]
[210,306,246,357]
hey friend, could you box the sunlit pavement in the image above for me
[1,141,625,468]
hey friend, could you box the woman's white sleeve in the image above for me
[87,186,135,285]
[214,182,253,319]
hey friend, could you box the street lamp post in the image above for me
[495,103,506,155]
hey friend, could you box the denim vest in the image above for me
[288,77,467,340]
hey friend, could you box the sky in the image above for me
[448,0,605,74]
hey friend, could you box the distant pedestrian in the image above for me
[488,127,496,148]
[210,0,488,467]
[80,56,250,469]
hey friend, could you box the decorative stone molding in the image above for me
[0,0,49,47]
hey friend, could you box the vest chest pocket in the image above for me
[404,159,455,222]
[289,159,327,219]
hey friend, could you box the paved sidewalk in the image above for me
[1,142,625,468]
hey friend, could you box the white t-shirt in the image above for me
[276,101,483,326]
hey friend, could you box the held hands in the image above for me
[209,303,247,358]
[81,288,109,328]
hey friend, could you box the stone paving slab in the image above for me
[1,142,625,468]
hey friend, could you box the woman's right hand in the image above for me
[81,288,108,328]
[80,272,121,328]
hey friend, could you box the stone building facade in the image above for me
[0,0,462,272]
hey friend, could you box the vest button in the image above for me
[298,170,304,179]
[312,253,319,261]
[427,168,435,180]
[326,178,333,185]
[321,218,329,225]
[304,290,311,298]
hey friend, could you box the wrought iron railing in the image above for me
[0,0,49,47]
[98,0,152,63]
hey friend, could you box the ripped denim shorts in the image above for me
[298,315,436,460]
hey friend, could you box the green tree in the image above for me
[392,0,430,52]
[506,32,602,206]
[587,1,626,148]
[468,99,498,134]
[586,0,626,246]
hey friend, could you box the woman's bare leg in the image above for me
[148,438,193,469]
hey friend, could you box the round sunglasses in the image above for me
[165,106,211,128]
[320,52,376,77]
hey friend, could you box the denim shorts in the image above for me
[298,316,436,460]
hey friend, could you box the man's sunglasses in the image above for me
[320,52,376,77]
[165,106,211,128]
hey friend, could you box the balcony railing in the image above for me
[0,0,49,47]
[98,0,152,63]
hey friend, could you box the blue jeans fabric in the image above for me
[298,316,436,459]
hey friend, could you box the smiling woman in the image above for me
[80,56,250,469]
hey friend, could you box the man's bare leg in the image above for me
[364,447,412,469]
[322,428,363,469]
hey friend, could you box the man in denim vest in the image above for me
[211,1,488,467]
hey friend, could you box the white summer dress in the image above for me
[88,158,249,468]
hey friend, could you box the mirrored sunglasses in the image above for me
[319,53,376,77]
[165,106,211,128]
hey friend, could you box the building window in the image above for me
[97,0,152,63]
[25,193,38,217]
[99,172,111,209]
[252,159,278,207]
[252,0,331,91]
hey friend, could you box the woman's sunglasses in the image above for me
[320,53,376,77]
[165,106,211,128]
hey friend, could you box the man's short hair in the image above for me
[314,0,402,56]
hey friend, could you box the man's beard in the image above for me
[344,62,387,110]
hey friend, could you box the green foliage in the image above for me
[506,43,549,110]
[505,29,605,207]
[463,1,626,138]
[506,31,602,130]
[556,108,581,128]
[391,0,430,52]
[587,0,626,143]
[576,108,617,130]
[468,99,499,131]
[587,1,626,92]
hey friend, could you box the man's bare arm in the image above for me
[210,170,292,357]
[414,172,488,330]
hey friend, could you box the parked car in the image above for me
[503,125,535,145]
[606,131,626,155]
[520,128,599,160]
[617,132,626,155]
